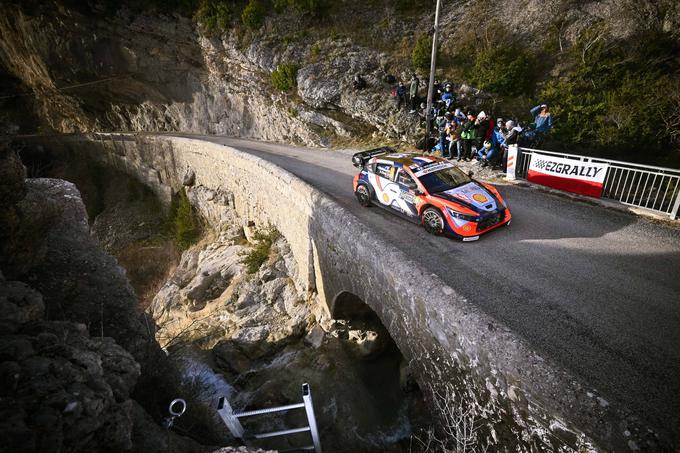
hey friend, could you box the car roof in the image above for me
[375,153,444,169]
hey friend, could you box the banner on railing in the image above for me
[528,153,609,198]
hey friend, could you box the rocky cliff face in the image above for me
[0,144,212,452]
[0,2,376,145]
[1,0,677,149]
[150,227,314,354]
[0,276,144,452]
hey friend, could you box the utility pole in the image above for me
[423,0,442,152]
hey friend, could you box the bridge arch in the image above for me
[331,290,377,320]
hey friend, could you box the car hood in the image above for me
[433,182,500,213]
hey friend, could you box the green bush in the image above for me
[171,188,200,250]
[411,34,432,71]
[195,0,231,34]
[241,228,280,274]
[241,0,266,29]
[271,63,299,91]
[465,46,534,96]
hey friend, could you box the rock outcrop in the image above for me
[0,276,143,452]
[0,146,58,279]
[150,226,315,369]
[0,144,211,452]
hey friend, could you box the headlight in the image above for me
[446,207,479,222]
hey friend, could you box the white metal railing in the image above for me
[516,147,680,219]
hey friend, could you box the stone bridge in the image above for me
[19,133,633,451]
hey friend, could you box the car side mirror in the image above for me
[468,171,474,178]
[414,188,424,196]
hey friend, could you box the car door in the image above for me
[371,162,400,208]
[394,169,419,217]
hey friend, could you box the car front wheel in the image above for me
[422,207,445,235]
[355,184,372,207]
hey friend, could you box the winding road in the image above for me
[191,135,680,443]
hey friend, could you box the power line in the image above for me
[0,74,132,100]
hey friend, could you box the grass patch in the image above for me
[241,227,280,274]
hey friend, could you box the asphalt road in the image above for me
[193,135,680,442]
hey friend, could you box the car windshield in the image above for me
[417,165,471,193]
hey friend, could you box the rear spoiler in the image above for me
[351,147,395,168]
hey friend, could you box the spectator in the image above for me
[441,83,456,109]
[489,118,506,168]
[446,116,462,160]
[504,120,521,145]
[496,117,506,134]
[409,74,420,113]
[435,112,448,156]
[530,103,553,134]
[502,120,522,171]
[454,108,465,125]
[418,102,428,126]
[478,140,494,167]
[474,111,491,154]
[431,80,441,103]
[460,112,477,161]
[396,82,407,110]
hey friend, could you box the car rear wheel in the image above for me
[422,207,445,235]
[355,184,372,207]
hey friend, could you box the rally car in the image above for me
[352,147,511,241]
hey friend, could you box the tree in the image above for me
[412,35,432,71]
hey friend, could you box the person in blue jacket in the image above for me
[530,104,553,134]
[487,118,506,167]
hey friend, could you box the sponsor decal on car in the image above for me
[472,193,488,203]
[441,183,497,211]
[413,161,455,177]
[400,191,415,203]
[528,153,609,198]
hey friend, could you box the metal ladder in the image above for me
[217,383,322,453]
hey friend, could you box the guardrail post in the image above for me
[671,191,680,220]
